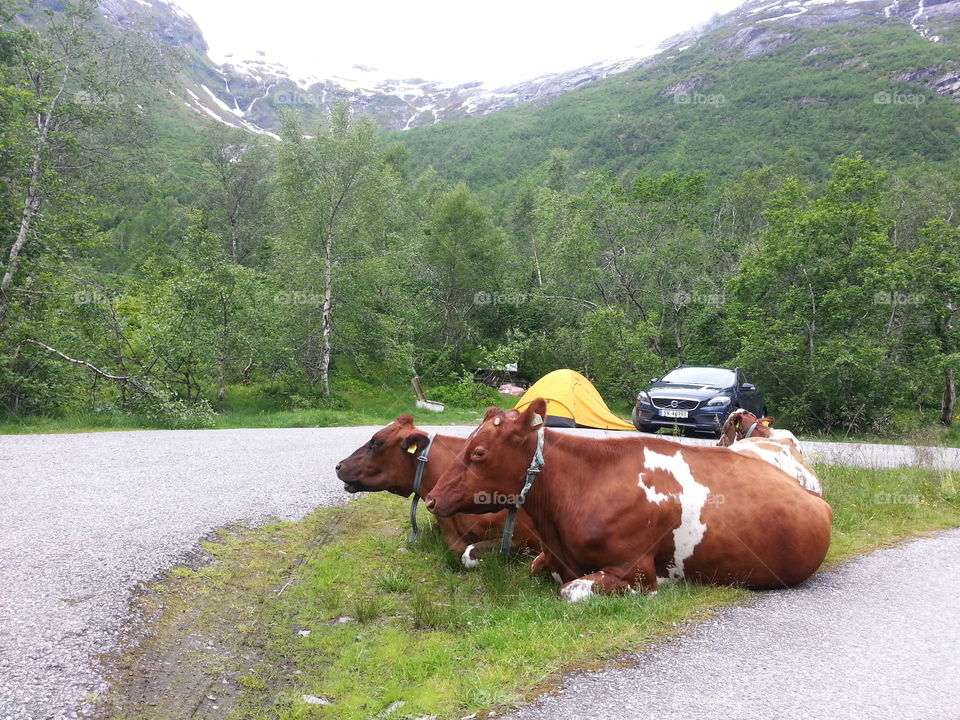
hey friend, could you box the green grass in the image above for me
[95,464,959,720]
[0,381,517,435]
[801,418,960,449]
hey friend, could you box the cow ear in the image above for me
[761,416,775,427]
[395,414,414,426]
[401,431,429,456]
[520,398,547,427]
[482,406,502,422]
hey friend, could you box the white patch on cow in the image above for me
[729,440,822,495]
[560,578,595,603]
[768,428,802,450]
[551,571,562,584]
[637,471,670,504]
[461,544,480,569]
[643,448,710,581]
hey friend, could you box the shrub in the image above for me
[146,398,218,429]
[430,373,502,408]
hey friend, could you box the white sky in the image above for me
[171,0,744,87]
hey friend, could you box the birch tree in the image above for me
[274,104,388,394]
[0,0,169,327]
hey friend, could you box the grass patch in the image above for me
[0,381,518,435]
[823,465,959,562]
[96,465,959,720]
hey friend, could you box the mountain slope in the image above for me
[19,0,683,134]
[398,0,960,195]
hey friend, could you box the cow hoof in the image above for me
[559,578,595,603]
[460,544,480,569]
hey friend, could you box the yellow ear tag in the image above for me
[761,419,772,427]
[530,413,543,427]
[406,444,417,454]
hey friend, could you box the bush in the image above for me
[257,381,348,410]
[146,398,218,429]
[430,373,502,408]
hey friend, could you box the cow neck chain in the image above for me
[744,421,759,439]
[499,425,546,556]
[407,434,435,543]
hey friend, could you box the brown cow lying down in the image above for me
[425,399,832,602]
[718,409,822,496]
[336,414,541,567]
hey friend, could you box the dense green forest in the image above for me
[1,0,958,434]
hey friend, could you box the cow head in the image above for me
[717,409,775,446]
[335,414,431,496]
[425,399,547,517]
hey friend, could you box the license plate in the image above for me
[660,409,688,418]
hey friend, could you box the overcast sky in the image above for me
[172,0,744,87]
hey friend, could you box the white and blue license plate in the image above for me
[660,409,688,418]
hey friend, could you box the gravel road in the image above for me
[0,425,957,720]
[0,427,365,720]
[503,527,960,720]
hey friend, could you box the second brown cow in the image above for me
[425,399,832,601]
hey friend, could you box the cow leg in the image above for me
[459,540,499,568]
[559,559,659,603]
[530,551,551,574]
[531,551,567,584]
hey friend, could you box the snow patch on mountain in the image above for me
[98,0,960,137]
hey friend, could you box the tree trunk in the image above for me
[940,367,955,427]
[320,230,334,396]
[532,237,543,287]
[1,70,61,327]
[216,341,227,403]
[0,165,43,327]
[217,294,228,403]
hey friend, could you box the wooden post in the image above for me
[411,376,426,402]
[940,367,955,427]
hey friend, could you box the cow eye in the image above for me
[472,447,487,459]
[369,439,383,450]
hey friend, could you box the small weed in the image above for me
[375,569,412,593]
[350,595,386,624]
[410,591,449,630]
[237,672,267,692]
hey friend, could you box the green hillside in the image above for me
[400,19,960,197]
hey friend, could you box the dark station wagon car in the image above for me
[631,365,767,437]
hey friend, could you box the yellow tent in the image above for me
[514,369,636,431]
